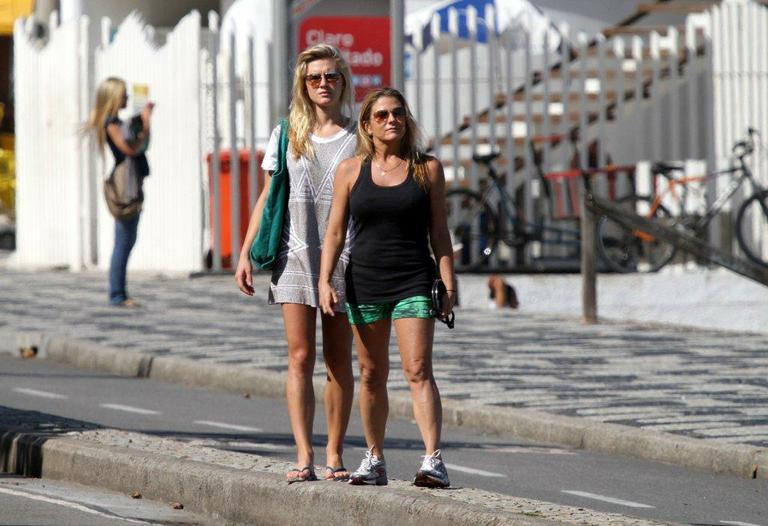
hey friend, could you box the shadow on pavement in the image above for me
[1,404,544,477]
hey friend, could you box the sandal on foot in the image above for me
[286,466,317,484]
[116,298,141,308]
[324,466,350,482]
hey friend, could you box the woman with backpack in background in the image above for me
[84,76,153,308]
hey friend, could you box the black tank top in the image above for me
[345,160,435,304]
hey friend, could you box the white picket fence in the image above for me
[12,9,271,273]
[13,14,89,270]
[10,0,768,273]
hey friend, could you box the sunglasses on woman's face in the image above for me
[372,107,407,124]
[305,71,342,89]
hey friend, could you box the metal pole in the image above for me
[431,14,441,160]
[580,189,598,324]
[468,7,479,187]
[246,30,258,205]
[209,12,223,272]
[272,0,289,121]
[228,32,241,268]
[390,0,405,91]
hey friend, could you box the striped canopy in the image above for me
[405,0,560,51]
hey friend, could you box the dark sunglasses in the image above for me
[372,107,407,123]
[305,71,342,89]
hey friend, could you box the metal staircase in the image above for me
[432,0,721,181]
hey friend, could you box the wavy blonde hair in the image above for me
[357,88,430,190]
[288,44,354,159]
[83,77,126,152]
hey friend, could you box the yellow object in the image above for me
[0,133,13,150]
[131,83,149,113]
[0,148,16,216]
[0,0,34,35]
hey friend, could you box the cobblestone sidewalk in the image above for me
[1,269,767,449]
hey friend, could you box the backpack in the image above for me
[103,115,148,220]
[104,158,143,220]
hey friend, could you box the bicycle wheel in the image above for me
[736,189,768,268]
[597,195,677,273]
[445,188,499,271]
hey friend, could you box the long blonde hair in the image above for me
[84,77,126,151]
[357,88,430,190]
[288,44,354,159]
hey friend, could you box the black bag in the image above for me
[431,278,455,329]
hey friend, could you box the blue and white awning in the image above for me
[405,0,560,52]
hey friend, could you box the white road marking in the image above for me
[12,387,68,400]
[720,521,763,526]
[193,420,262,432]
[100,403,160,415]
[225,441,292,450]
[444,463,506,478]
[489,446,577,455]
[0,486,159,525]
[562,490,655,509]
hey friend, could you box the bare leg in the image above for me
[488,275,507,309]
[320,312,354,470]
[282,303,317,469]
[393,317,441,454]
[352,319,391,458]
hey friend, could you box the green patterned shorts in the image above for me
[345,295,433,325]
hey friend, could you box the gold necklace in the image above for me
[372,157,405,176]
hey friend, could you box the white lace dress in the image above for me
[260,122,357,312]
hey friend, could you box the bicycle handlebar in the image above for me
[733,127,760,158]
[733,140,753,157]
[472,150,501,165]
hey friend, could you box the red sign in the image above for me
[299,16,391,102]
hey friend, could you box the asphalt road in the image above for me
[0,473,209,525]
[0,355,765,526]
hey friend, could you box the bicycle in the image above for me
[446,140,584,272]
[597,128,768,272]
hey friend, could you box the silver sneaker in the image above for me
[414,449,450,488]
[348,447,387,486]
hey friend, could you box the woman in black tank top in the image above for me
[319,88,456,488]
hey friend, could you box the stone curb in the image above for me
[0,430,555,526]
[2,329,765,482]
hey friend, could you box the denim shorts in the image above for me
[345,295,432,325]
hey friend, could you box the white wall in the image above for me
[710,0,768,257]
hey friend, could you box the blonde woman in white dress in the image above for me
[236,44,357,483]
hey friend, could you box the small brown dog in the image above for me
[488,274,519,309]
